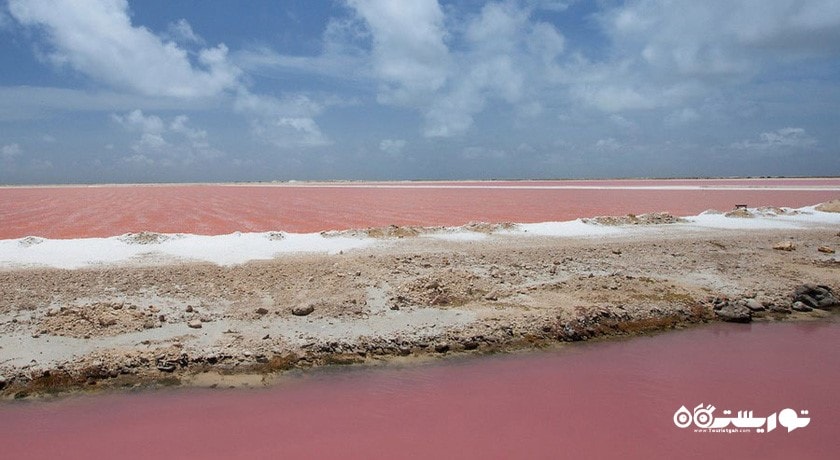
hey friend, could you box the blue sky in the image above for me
[1,0,839,183]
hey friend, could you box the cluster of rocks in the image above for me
[792,284,838,311]
[395,270,492,308]
[38,302,162,338]
[713,284,837,322]
[582,212,686,226]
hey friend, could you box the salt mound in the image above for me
[724,208,753,218]
[816,200,840,213]
[463,222,518,233]
[119,231,175,245]
[18,236,44,247]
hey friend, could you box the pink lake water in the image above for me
[1,320,838,459]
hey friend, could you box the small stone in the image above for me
[158,314,166,322]
[611,249,622,255]
[156,361,176,372]
[817,246,835,254]
[292,304,315,316]
[185,305,194,313]
[99,316,117,327]
[187,320,203,329]
[463,340,479,350]
[715,304,752,323]
[434,342,450,353]
[791,301,813,312]
[255,307,269,315]
[772,241,795,251]
[744,299,765,312]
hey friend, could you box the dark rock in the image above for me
[793,284,838,310]
[434,342,450,353]
[799,294,819,308]
[463,340,479,350]
[715,304,752,323]
[255,307,269,315]
[156,361,177,372]
[0,375,6,390]
[185,305,194,313]
[292,304,315,316]
[791,301,813,312]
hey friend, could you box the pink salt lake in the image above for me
[1,320,838,459]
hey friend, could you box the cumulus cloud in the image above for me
[347,0,451,106]
[7,1,336,149]
[379,139,406,155]
[233,90,333,148]
[732,127,818,150]
[572,0,840,116]
[8,0,240,98]
[112,110,221,165]
[345,1,567,137]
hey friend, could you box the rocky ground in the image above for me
[1,221,838,398]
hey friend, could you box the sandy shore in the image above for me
[1,223,838,398]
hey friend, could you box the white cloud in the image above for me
[379,139,406,155]
[1,143,22,161]
[347,0,451,106]
[8,0,241,98]
[316,1,571,138]
[112,109,165,135]
[732,127,818,150]
[112,110,222,165]
[233,90,333,148]
[165,19,204,45]
[583,0,840,112]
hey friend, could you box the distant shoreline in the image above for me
[2,176,840,188]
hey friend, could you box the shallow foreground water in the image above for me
[1,320,838,459]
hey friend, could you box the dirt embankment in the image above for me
[1,227,839,398]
